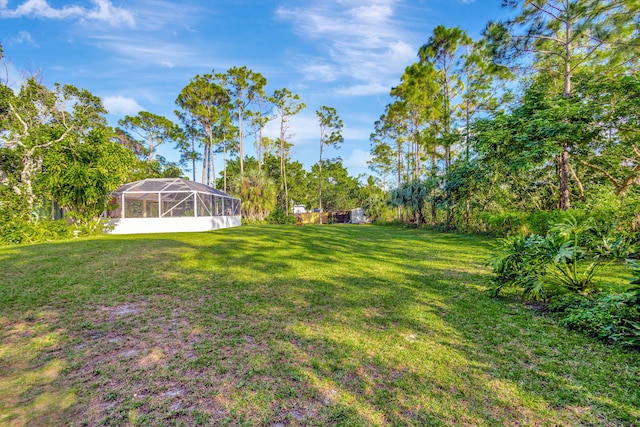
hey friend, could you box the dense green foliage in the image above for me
[489,215,640,347]
[548,256,640,347]
[2,1,639,239]
[490,217,610,299]
[550,290,640,347]
[369,0,639,235]
[0,77,141,242]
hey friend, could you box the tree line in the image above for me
[2,0,639,244]
[0,44,381,243]
[369,0,639,233]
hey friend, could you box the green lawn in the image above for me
[0,225,638,426]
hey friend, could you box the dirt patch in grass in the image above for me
[0,312,75,426]
[63,298,207,425]
[107,303,142,317]
[61,297,323,426]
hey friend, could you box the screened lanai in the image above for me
[106,178,241,234]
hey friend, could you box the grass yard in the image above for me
[0,225,638,426]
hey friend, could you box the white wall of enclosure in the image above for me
[105,178,241,234]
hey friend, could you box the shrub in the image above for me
[541,217,605,294]
[372,219,406,227]
[489,216,610,300]
[481,209,586,237]
[0,218,75,246]
[550,291,640,347]
[481,211,528,236]
[489,234,549,299]
[266,208,296,225]
[526,209,587,236]
[584,221,637,260]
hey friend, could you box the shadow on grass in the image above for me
[0,225,638,425]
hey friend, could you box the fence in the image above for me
[297,210,358,225]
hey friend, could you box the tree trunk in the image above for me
[414,132,420,180]
[430,198,437,225]
[191,134,196,182]
[202,145,207,185]
[283,159,289,215]
[318,143,323,224]
[569,164,585,201]
[464,90,471,228]
[257,127,263,172]
[21,154,37,215]
[558,146,570,210]
[465,198,470,228]
[210,144,216,189]
[238,106,244,175]
[148,135,155,162]
[397,146,402,190]
[223,144,227,193]
[558,18,572,210]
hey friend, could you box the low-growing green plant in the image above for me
[489,234,548,299]
[542,217,604,294]
[490,216,611,299]
[585,221,637,259]
[481,211,528,236]
[265,208,296,225]
[0,218,75,245]
[480,209,586,237]
[550,291,640,347]
[372,218,406,227]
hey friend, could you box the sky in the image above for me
[0,0,510,182]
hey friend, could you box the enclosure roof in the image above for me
[113,178,237,199]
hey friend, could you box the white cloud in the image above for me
[126,0,202,31]
[12,30,38,46]
[0,0,83,19]
[335,82,391,96]
[103,95,143,115]
[276,0,418,96]
[0,0,135,27]
[299,63,338,82]
[84,0,135,27]
[89,35,198,68]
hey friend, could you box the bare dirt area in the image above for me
[63,298,208,425]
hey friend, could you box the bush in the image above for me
[550,290,640,347]
[266,208,296,225]
[489,234,549,299]
[0,218,75,246]
[480,211,528,236]
[491,223,640,348]
[526,209,587,235]
[584,222,637,259]
[480,209,586,237]
[372,219,406,227]
[489,216,611,300]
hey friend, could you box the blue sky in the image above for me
[1,0,508,181]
